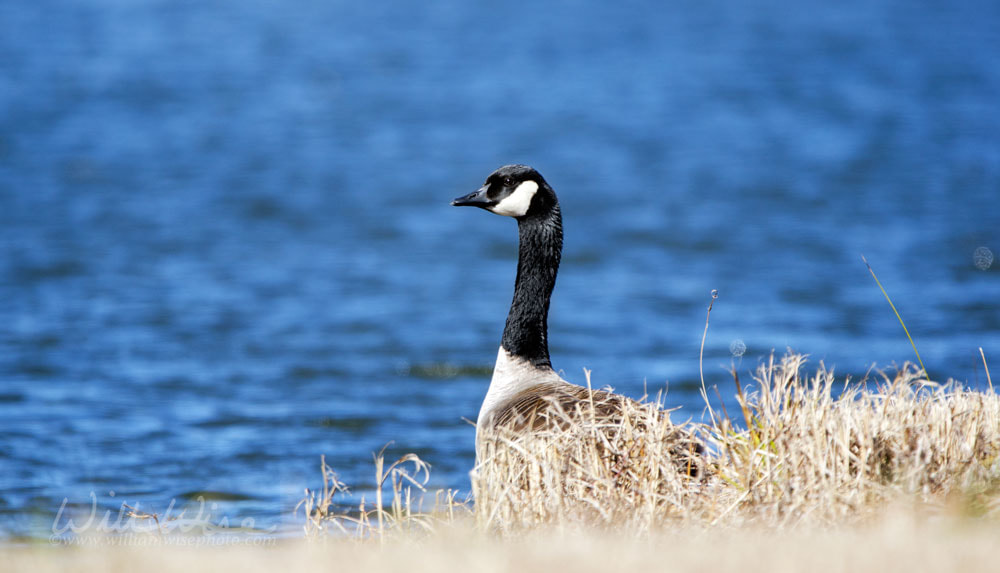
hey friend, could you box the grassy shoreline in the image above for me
[289,352,999,538]
[398,354,995,530]
[6,352,999,569]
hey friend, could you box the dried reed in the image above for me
[302,353,1000,537]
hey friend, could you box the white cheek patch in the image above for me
[490,180,538,217]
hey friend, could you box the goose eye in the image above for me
[503,177,513,187]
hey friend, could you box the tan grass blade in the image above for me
[861,255,927,378]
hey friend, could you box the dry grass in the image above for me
[705,353,1000,526]
[6,353,1000,571]
[472,374,709,532]
[296,352,999,537]
[296,449,467,542]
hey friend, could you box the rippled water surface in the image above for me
[2,0,998,537]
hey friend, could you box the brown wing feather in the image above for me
[488,382,640,431]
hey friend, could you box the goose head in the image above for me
[451,164,556,218]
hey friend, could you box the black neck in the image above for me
[501,204,562,368]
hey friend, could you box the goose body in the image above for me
[452,165,641,441]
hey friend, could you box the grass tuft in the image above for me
[302,352,1000,538]
[297,452,468,541]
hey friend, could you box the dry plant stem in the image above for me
[699,289,719,427]
[123,504,163,537]
[861,255,927,378]
[374,449,385,545]
[981,347,993,392]
[729,365,754,437]
[584,368,597,426]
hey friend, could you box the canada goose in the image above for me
[452,166,701,474]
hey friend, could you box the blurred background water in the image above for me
[1,0,998,538]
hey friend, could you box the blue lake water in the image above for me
[1,0,998,538]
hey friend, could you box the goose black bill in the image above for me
[451,185,493,208]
